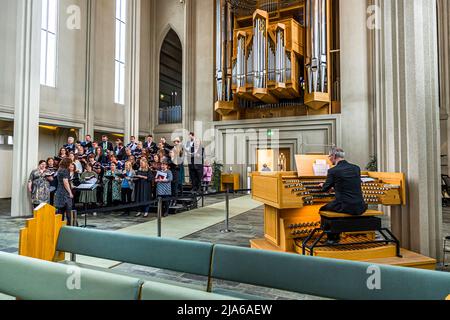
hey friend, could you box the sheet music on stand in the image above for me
[313,160,330,176]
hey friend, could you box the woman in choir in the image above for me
[54,158,74,225]
[102,162,123,206]
[134,159,154,218]
[27,160,53,208]
[79,163,98,209]
[151,154,162,173]
[46,157,58,206]
[56,147,68,163]
[121,161,135,216]
[69,152,83,174]
[155,161,173,217]
[94,147,107,166]
[68,163,81,206]
[76,145,88,167]
[202,160,213,194]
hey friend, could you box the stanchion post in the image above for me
[70,210,77,262]
[157,197,163,238]
[220,186,234,233]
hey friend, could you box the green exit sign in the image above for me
[267,129,274,137]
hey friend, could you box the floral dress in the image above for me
[103,170,122,204]
[28,169,51,205]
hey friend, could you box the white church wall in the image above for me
[40,0,88,125]
[93,0,125,132]
[0,0,17,115]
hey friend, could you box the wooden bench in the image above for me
[319,210,384,218]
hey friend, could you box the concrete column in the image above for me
[183,0,196,133]
[339,0,372,168]
[84,0,96,137]
[438,0,450,175]
[373,0,442,258]
[125,0,141,142]
[11,0,42,217]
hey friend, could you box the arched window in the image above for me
[159,29,182,125]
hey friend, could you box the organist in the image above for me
[319,148,368,216]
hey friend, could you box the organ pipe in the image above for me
[305,0,328,94]
[215,0,234,102]
[253,13,267,89]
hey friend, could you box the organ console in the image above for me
[215,0,340,119]
[250,155,437,269]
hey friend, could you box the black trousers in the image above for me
[189,164,203,191]
[172,167,181,197]
[121,188,133,213]
[320,200,368,216]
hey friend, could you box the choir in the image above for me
[28,133,210,222]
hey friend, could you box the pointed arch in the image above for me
[158,27,183,125]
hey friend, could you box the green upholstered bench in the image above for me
[141,281,240,300]
[56,227,214,290]
[0,252,142,300]
[211,244,450,300]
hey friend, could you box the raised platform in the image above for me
[250,239,437,270]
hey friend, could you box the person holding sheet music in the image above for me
[134,159,154,218]
[79,163,98,206]
[121,161,135,216]
[28,160,54,208]
[156,161,173,217]
[102,162,123,206]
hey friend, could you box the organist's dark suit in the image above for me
[320,160,367,216]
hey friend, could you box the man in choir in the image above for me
[161,137,173,153]
[64,137,76,153]
[114,139,126,161]
[81,135,94,154]
[126,136,138,152]
[101,135,114,156]
[144,135,157,155]
[319,147,367,216]
[185,132,203,192]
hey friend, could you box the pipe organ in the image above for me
[215,0,340,119]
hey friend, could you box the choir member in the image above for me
[134,159,154,218]
[54,158,74,225]
[79,163,98,207]
[114,139,126,161]
[121,161,136,216]
[64,137,76,153]
[126,136,138,152]
[102,162,122,206]
[202,160,213,194]
[28,160,53,208]
[156,161,173,217]
[185,132,203,192]
[144,135,157,155]
[100,135,114,156]
[68,152,83,174]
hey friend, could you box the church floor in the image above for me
[1,198,450,300]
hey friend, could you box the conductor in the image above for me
[319,148,367,216]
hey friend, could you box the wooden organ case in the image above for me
[251,156,437,269]
[214,0,341,121]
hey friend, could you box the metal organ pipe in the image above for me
[276,28,286,83]
[305,0,328,94]
[215,0,233,102]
